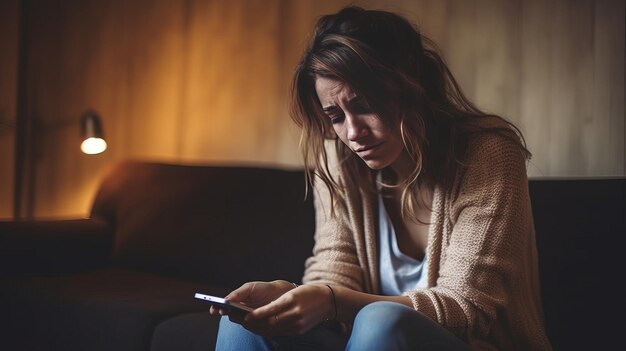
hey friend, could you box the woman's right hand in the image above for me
[208,280,296,319]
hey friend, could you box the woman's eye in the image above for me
[329,113,344,124]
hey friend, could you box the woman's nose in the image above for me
[346,115,369,141]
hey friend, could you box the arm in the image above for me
[300,141,366,291]
[298,284,413,323]
[226,281,411,336]
[300,175,365,291]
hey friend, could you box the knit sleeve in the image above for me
[302,145,365,291]
[405,133,534,340]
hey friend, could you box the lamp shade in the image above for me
[80,111,107,154]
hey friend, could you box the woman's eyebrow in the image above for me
[348,96,368,107]
[321,95,362,112]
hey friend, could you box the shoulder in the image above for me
[447,129,530,205]
[471,131,526,162]
[462,121,529,178]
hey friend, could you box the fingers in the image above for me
[222,283,329,337]
[239,297,288,334]
[241,293,308,336]
[241,312,288,336]
[209,305,229,316]
[227,281,292,310]
[225,281,256,301]
[237,289,323,336]
[246,293,290,321]
[217,280,309,335]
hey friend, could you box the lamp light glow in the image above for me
[81,137,107,154]
[81,111,107,155]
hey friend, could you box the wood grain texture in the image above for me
[10,0,625,218]
[593,0,625,175]
[181,0,286,164]
[519,0,554,176]
[0,0,19,219]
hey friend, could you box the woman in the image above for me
[212,6,552,351]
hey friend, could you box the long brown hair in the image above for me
[290,6,530,219]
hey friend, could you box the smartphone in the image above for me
[194,293,254,314]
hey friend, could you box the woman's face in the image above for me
[315,76,406,171]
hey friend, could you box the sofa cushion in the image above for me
[0,268,227,351]
[151,312,220,351]
[0,218,112,278]
[90,161,315,288]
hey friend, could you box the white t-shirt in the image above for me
[377,191,428,296]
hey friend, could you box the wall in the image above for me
[0,0,19,219]
[3,0,625,219]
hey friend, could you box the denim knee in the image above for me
[353,301,416,338]
[347,301,468,351]
[215,316,270,351]
[216,317,348,351]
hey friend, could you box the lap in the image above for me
[216,301,468,351]
[348,301,468,351]
[215,317,347,351]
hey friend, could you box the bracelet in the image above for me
[291,282,299,289]
[325,284,338,321]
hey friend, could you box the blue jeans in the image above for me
[215,301,469,351]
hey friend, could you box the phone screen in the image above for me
[194,293,254,313]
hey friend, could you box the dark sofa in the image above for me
[0,161,315,351]
[1,160,624,350]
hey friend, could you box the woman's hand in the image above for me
[241,284,333,336]
[209,281,413,337]
[208,280,295,319]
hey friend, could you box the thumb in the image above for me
[225,282,255,301]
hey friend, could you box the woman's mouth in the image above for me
[355,142,383,157]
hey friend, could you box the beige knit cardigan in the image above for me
[302,133,553,351]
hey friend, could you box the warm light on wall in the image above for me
[80,111,107,154]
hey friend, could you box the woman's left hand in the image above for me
[241,284,333,336]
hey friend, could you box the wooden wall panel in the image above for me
[10,0,625,218]
[445,0,479,100]
[121,0,187,160]
[593,0,625,175]
[25,0,118,217]
[0,0,19,219]
[398,0,449,46]
[519,0,555,176]
[549,0,595,176]
[472,0,522,123]
[181,0,290,165]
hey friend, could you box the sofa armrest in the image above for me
[0,218,113,277]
